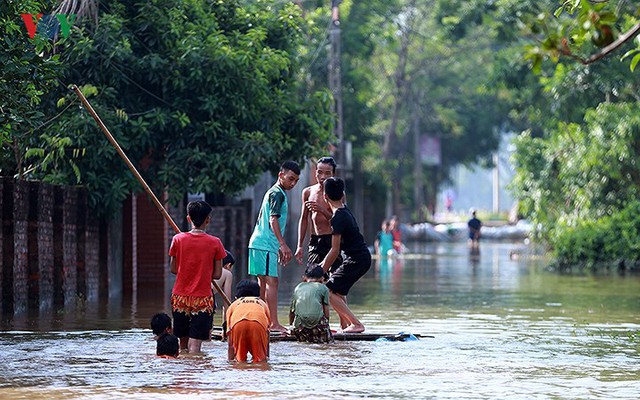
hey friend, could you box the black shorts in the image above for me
[326,252,371,296]
[172,311,213,341]
[308,234,342,273]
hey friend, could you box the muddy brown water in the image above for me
[1,242,639,399]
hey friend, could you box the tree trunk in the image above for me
[382,0,416,217]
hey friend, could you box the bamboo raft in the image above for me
[212,329,433,342]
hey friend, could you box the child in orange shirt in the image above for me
[169,201,226,354]
[226,279,271,362]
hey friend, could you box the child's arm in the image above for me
[222,270,232,302]
[170,256,177,274]
[289,310,295,325]
[227,336,235,361]
[319,234,342,273]
[226,304,234,359]
[270,216,292,264]
[211,258,222,281]
[296,188,310,264]
[323,303,330,319]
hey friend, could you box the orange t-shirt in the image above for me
[169,232,225,297]
[226,297,271,332]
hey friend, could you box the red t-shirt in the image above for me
[169,232,225,297]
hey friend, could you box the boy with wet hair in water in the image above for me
[226,279,271,362]
[289,264,332,343]
[156,333,180,358]
[150,312,173,340]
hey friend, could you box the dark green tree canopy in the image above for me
[5,0,333,214]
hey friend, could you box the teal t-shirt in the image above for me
[289,281,329,329]
[377,231,394,255]
[248,184,288,253]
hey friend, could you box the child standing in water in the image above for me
[374,220,394,257]
[169,200,226,354]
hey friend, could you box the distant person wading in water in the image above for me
[389,216,403,254]
[468,209,482,248]
[374,220,394,257]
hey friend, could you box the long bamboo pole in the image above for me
[71,85,232,308]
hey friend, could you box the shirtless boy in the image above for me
[295,156,342,273]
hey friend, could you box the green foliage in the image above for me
[553,200,640,270]
[24,134,83,184]
[0,0,63,178]
[506,2,640,268]
[32,0,333,214]
[522,0,640,72]
[300,0,512,218]
[512,102,640,242]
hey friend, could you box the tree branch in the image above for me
[562,21,640,64]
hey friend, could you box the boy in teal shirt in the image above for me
[248,161,300,333]
[289,264,332,343]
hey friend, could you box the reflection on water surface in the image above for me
[1,242,639,399]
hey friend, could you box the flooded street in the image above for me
[1,241,639,399]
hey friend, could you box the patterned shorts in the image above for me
[292,316,334,343]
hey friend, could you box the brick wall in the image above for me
[61,186,78,307]
[122,195,133,298]
[209,201,252,277]
[2,179,15,314]
[13,180,28,314]
[38,183,54,310]
[27,182,39,310]
[136,194,167,294]
[0,179,6,312]
[0,180,107,316]
[85,210,100,302]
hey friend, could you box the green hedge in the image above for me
[553,201,640,270]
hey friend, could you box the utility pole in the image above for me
[492,152,500,214]
[328,1,362,228]
[329,1,348,177]
[412,92,424,220]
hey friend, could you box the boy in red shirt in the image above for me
[169,200,225,354]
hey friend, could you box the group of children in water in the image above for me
[151,159,372,362]
[151,262,332,362]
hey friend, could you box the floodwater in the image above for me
[1,241,639,399]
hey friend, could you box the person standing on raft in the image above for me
[318,177,371,333]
